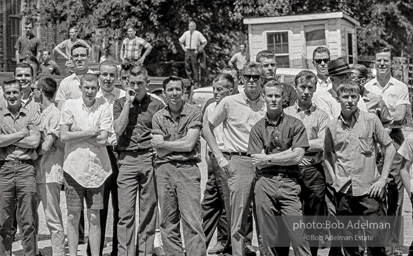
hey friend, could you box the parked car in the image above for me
[191,68,316,109]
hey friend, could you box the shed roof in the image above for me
[243,12,360,26]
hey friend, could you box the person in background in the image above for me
[120,27,153,66]
[32,76,65,256]
[228,44,248,76]
[15,21,41,63]
[40,50,61,75]
[312,47,332,92]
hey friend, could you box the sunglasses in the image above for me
[314,59,330,64]
[243,75,261,81]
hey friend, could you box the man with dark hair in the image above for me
[54,26,91,75]
[179,21,208,89]
[324,81,396,256]
[0,78,41,255]
[204,62,266,256]
[114,65,165,256]
[55,43,92,109]
[151,76,206,256]
[32,76,65,256]
[284,70,330,256]
[228,44,248,74]
[248,80,311,256]
[255,49,297,107]
[364,47,410,256]
[60,73,112,256]
[120,27,153,65]
[201,73,235,255]
[40,50,61,75]
[312,46,332,91]
[15,21,41,63]
[23,55,41,77]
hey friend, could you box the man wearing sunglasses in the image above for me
[256,50,298,108]
[203,62,266,256]
[312,47,332,92]
[55,43,94,110]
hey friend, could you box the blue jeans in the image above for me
[0,161,38,256]
[156,161,206,256]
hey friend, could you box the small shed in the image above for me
[243,12,360,69]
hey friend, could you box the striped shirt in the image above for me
[284,103,329,165]
[121,36,150,60]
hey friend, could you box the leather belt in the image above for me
[222,152,248,157]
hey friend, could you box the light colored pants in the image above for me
[37,183,65,256]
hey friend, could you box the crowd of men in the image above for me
[2,19,413,256]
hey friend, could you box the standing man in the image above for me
[54,26,91,75]
[203,62,266,256]
[55,43,92,109]
[151,76,206,256]
[248,80,311,256]
[0,78,41,255]
[202,73,235,255]
[364,48,410,255]
[256,50,297,107]
[284,70,330,256]
[228,44,248,75]
[92,61,125,256]
[114,65,164,256]
[40,50,61,75]
[179,21,208,89]
[120,27,153,66]
[324,81,396,255]
[32,76,65,256]
[15,21,41,63]
[312,47,332,92]
[60,74,112,256]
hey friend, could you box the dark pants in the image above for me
[336,187,387,256]
[117,151,157,256]
[87,146,119,256]
[255,173,310,256]
[202,153,231,252]
[408,195,413,256]
[299,163,327,256]
[185,50,204,85]
[156,161,206,256]
[0,161,38,256]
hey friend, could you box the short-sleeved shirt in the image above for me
[40,60,60,75]
[96,87,126,146]
[113,94,165,151]
[209,90,266,153]
[397,133,413,191]
[324,110,393,196]
[204,102,225,151]
[362,89,393,126]
[0,105,41,161]
[60,98,112,188]
[14,35,41,59]
[55,71,94,105]
[281,82,298,108]
[247,113,309,176]
[35,104,64,184]
[230,52,247,70]
[152,103,202,164]
[284,103,330,165]
[179,30,207,50]
[364,76,411,125]
[313,88,367,120]
[121,37,150,60]
[56,39,90,58]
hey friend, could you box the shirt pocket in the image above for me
[359,136,374,156]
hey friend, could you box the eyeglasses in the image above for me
[314,59,330,64]
[72,54,88,59]
[243,75,261,81]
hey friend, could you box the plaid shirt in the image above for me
[152,103,202,164]
[121,36,150,60]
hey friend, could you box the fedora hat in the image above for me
[327,57,351,76]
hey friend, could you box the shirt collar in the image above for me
[42,103,56,116]
[1,105,27,117]
[241,89,264,105]
[163,103,190,118]
[317,76,331,85]
[264,112,284,127]
[372,76,396,90]
[338,108,360,128]
[292,102,316,114]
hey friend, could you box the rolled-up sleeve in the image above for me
[60,101,74,125]
[291,119,309,150]
[209,98,228,127]
[247,121,264,155]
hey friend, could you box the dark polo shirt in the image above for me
[113,94,165,151]
[247,112,309,176]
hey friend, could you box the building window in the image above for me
[348,33,354,64]
[10,0,22,60]
[267,32,290,68]
[305,28,326,46]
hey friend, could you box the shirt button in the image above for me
[277,147,280,149]
[275,137,278,139]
